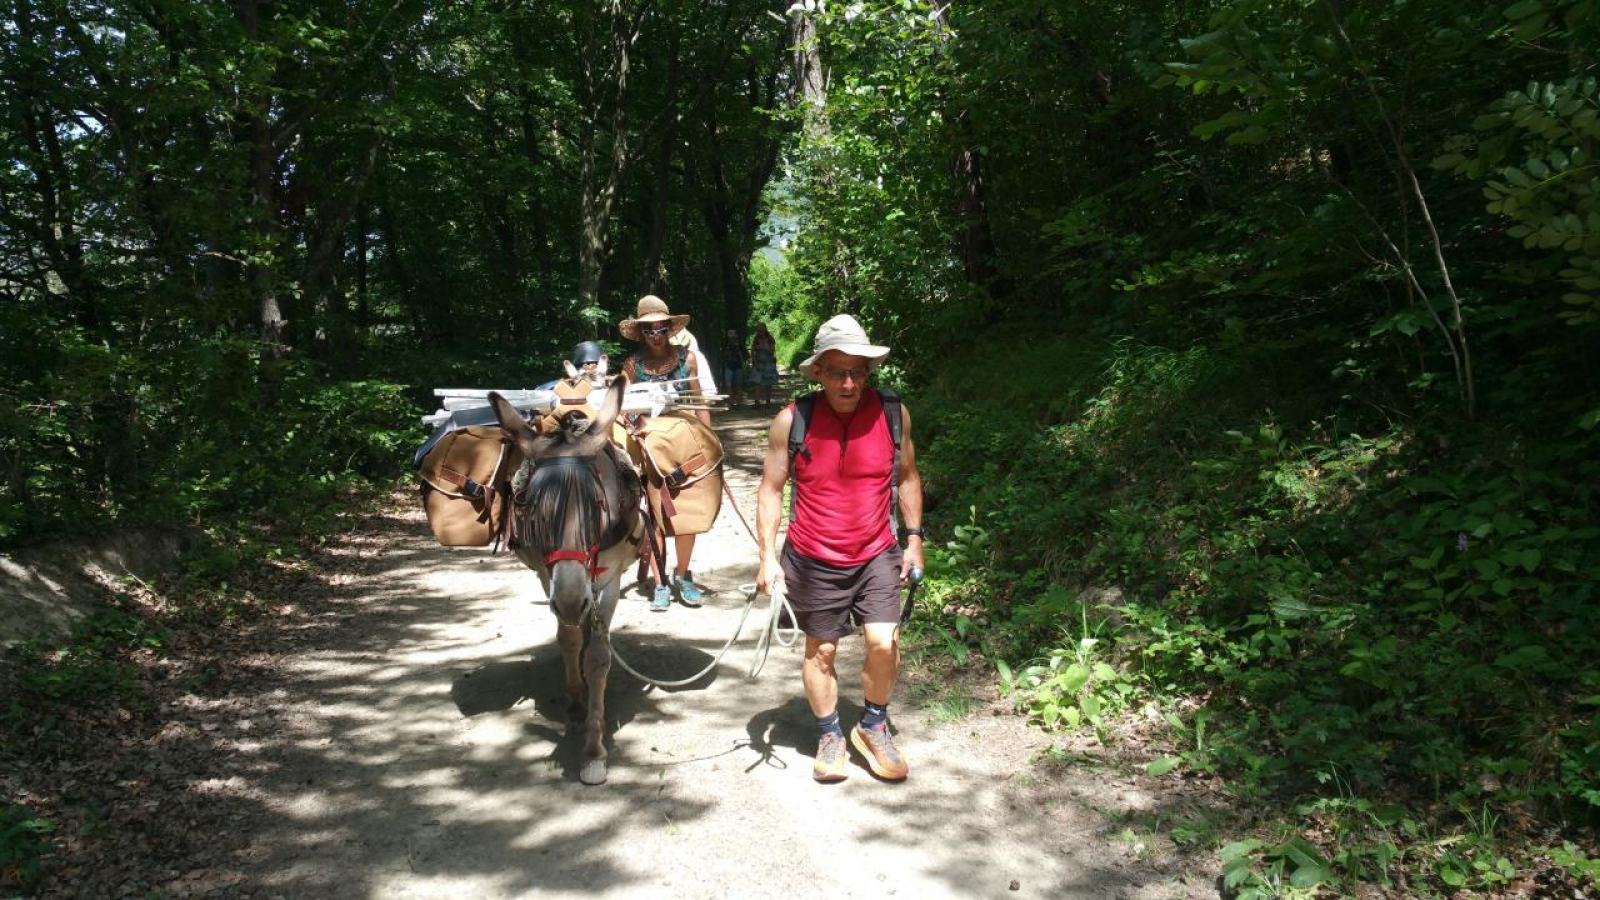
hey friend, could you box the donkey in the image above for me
[488,379,641,785]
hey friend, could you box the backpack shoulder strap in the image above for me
[876,388,904,533]
[786,391,819,519]
[876,388,903,483]
[787,391,819,469]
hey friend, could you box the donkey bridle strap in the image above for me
[544,545,606,578]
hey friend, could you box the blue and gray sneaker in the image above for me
[650,583,673,612]
[675,573,703,608]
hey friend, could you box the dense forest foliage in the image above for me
[2,0,789,542]
[761,0,1599,893]
[5,0,1599,893]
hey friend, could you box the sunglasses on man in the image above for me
[820,365,870,383]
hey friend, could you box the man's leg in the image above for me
[803,636,840,716]
[859,622,900,705]
[850,622,908,780]
[804,636,849,782]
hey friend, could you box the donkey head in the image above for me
[489,378,621,464]
[489,381,626,624]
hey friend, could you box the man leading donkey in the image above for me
[755,315,925,783]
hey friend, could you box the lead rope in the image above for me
[749,579,801,678]
[606,470,801,687]
[717,473,803,675]
[606,584,760,688]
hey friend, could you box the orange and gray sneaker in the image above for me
[850,723,908,781]
[813,731,850,783]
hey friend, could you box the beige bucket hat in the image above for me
[620,295,690,341]
[799,314,890,371]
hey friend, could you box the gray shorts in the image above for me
[780,542,903,641]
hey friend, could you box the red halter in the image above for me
[544,545,606,579]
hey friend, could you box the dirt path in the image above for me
[197,405,1212,900]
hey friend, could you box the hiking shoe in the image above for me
[650,584,673,612]
[675,573,703,608]
[850,723,908,781]
[813,732,849,783]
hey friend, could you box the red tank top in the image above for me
[787,390,896,566]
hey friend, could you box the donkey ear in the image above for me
[488,391,540,459]
[576,378,624,450]
[563,360,579,379]
[595,354,609,378]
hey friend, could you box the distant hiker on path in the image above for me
[722,327,746,407]
[755,314,924,783]
[750,323,779,407]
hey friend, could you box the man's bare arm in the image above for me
[897,403,924,579]
[756,407,793,594]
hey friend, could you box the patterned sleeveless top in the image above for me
[631,346,689,383]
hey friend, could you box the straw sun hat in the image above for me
[799,314,891,371]
[619,295,690,341]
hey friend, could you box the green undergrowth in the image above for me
[1,342,427,548]
[0,329,582,551]
[0,799,53,896]
[909,328,1600,896]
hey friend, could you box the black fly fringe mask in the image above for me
[519,455,605,559]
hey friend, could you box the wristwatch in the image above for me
[898,526,924,540]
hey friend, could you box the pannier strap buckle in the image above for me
[439,466,485,500]
[665,452,707,488]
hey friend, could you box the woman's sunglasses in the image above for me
[641,324,673,337]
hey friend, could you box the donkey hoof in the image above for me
[579,759,608,785]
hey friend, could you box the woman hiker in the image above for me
[619,295,710,611]
[750,322,779,407]
[722,327,746,407]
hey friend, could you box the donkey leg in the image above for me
[547,560,594,722]
[578,623,612,785]
[578,577,625,786]
[556,622,585,720]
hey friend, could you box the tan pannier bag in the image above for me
[632,411,723,536]
[418,426,522,546]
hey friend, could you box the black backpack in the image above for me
[786,388,904,529]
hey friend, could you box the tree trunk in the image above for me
[934,3,1004,300]
[789,3,856,307]
[639,35,680,295]
[513,84,559,332]
[790,6,828,136]
[302,135,381,362]
[238,0,287,359]
[576,0,635,330]
[355,199,370,335]
[13,0,100,332]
